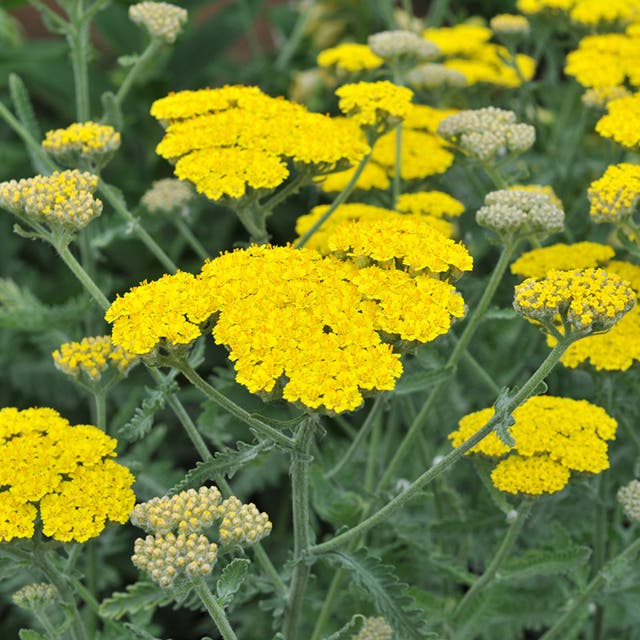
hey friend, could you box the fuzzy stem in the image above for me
[114,39,164,107]
[191,575,238,640]
[67,0,91,121]
[309,569,345,640]
[92,390,106,431]
[295,152,372,248]
[452,499,534,628]
[376,239,519,492]
[310,335,575,555]
[282,416,317,639]
[591,473,608,640]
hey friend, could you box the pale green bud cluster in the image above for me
[218,496,273,545]
[406,63,466,88]
[132,532,218,589]
[141,178,194,214]
[12,583,60,611]
[368,30,439,61]
[490,13,530,36]
[437,107,535,161]
[618,480,640,522]
[476,189,564,238]
[129,1,187,44]
[0,170,102,231]
[353,616,394,640]
[130,485,222,534]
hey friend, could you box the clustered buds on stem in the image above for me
[42,122,120,170]
[368,30,439,61]
[12,583,60,611]
[618,480,640,522]
[129,1,188,44]
[141,178,194,215]
[352,616,394,640]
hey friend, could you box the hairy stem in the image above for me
[191,575,238,640]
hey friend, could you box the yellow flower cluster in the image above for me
[353,616,394,640]
[133,532,218,589]
[317,43,384,72]
[0,407,135,543]
[336,80,414,132]
[449,396,617,495]
[128,1,187,43]
[327,215,472,279]
[588,163,640,222]
[518,0,640,25]
[566,33,640,90]
[511,242,614,278]
[218,495,273,545]
[52,335,137,381]
[595,93,640,149]
[42,121,120,167]
[548,261,640,371]
[396,191,465,218]
[319,161,391,193]
[141,178,193,214]
[152,85,368,201]
[513,268,635,333]
[0,170,102,231]
[582,86,631,110]
[423,23,535,88]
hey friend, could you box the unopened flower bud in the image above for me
[12,583,60,611]
[618,479,640,522]
[406,63,467,88]
[490,14,530,36]
[43,122,120,170]
[129,1,187,44]
[353,616,393,640]
[141,178,194,215]
[368,30,439,61]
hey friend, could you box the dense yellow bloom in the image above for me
[570,0,640,25]
[52,335,137,381]
[129,1,187,43]
[582,86,631,109]
[317,161,390,193]
[517,0,573,15]
[152,85,369,201]
[42,121,120,167]
[605,260,640,293]
[317,42,384,72]
[327,216,472,278]
[396,191,465,218]
[595,93,640,149]
[336,80,414,130]
[105,271,216,356]
[422,24,492,56]
[449,396,617,495]
[0,170,102,231]
[514,268,635,332]
[588,163,640,222]
[402,104,459,133]
[0,407,135,542]
[511,242,614,278]
[444,47,535,88]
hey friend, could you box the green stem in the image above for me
[426,0,451,26]
[274,3,315,71]
[260,172,307,217]
[591,473,608,640]
[540,537,640,640]
[234,203,270,244]
[92,390,106,431]
[172,358,296,450]
[365,407,382,493]
[191,575,238,640]
[461,349,501,395]
[309,569,345,640]
[282,416,317,640]
[114,39,164,108]
[295,152,372,248]
[376,239,519,492]
[326,394,386,479]
[172,216,209,261]
[84,544,98,638]
[251,541,288,598]
[67,0,91,121]
[34,609,60,639]
[98,181,178,273]
[452,499,534,628]
[309,335,575,555]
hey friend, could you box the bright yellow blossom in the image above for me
[316,42,384,72]
[588,163,640,222]
[422,24,492,56]
[42,121,120,168]
[595,93,640,149]
[510,242,614,278]
[396,191,465,218]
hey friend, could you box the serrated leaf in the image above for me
[217,558,250,606]
[19,631,46,640]
[99,581,173,620]
[500,546,592,581]
[324,550,429,640]
[395,366,454,395]
[119,382,178,442]
[169,440,272,494]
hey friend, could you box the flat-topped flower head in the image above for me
[406,63,467,88]
[618,479,640,522]
[336,81,414,137]
[437,107,535,161]
[368,30,439,61]
[596,93,640,149]
[53,335,138,382]
[317,43,384,73]
[12,583,59,612]
[42,122,120,169]
[396,191,465,218]
[132,532,217,589]
[511,242,614,278]
[0,170,102,233]
[449,396,617,495]
[353,616,394,640]
[141,178,194,215]
[490,13,531,35]
[218,496,273,546]
[422,24,492,56]
[129,1,187,43]
[476,189,564,240]
[0,407,135,543]
[514,268,636,334]
[582,86,631,110]
[588,163,640,223]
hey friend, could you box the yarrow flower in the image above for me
[618,479,640,522]
[519,0,640,25]
[317,43,384,73]
[367,30,439,61]
[353,616,394,640]
[396,191,465,219]
[0,170,102,233]
[490,13,531,35]
[588,163,640,224]
[475,189,564,239]
[42,121,120,169]
[513,268,635,334]
[0,407,135,543]
[12,583,59,611]
[510,242,614,278]
[582,86,631,110]
[437,107,535,162]
[129,1,187,43]
[141,178,194,214]
[595,93,640,150]
[449,396,617,495]
[52,335,138,382]
[406,63,467,88]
